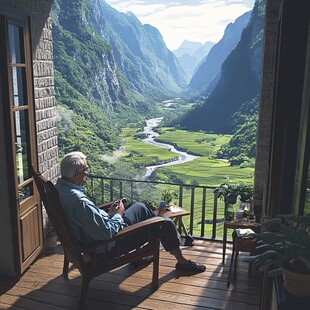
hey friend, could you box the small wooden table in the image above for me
[154,206,194,245]
[222,220,260,264]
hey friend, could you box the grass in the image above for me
[116,125,255,237]
[156,128,231,157]
[153,128,254,187]
[121,128,178,166]
[120,125,255,188]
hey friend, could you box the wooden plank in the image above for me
[0,241,260,310]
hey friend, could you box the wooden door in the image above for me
[0,13,43,274]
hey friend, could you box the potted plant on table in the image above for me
[215,183,239,220]
[215,182,254,221]
[237,182,254,220]
[243,213,310,297]
[161,188,178,206]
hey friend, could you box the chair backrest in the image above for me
[32,169,85,270]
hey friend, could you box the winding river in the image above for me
[142,117,199,177]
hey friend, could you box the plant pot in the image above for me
[225,203,235,221]
[281,266,310,297]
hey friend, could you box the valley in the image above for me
[53,0,262,193]
[142,117,200,178]
[120,112,254,188]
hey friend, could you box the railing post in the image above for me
[212,190,218,239]
[91,177,94,201]
[110,180,113,201]
[119,181,123,199]
[201,187,206,237]
[189,187,195,235]
[130,181,133,202]
[100,178,104,204]
[179,186,183,208]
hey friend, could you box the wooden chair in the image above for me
[32,169,165,308]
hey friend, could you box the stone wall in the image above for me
[254,0,280,218]
[29,1,58,231]
[32,14,59,182]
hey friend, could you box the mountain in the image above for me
[180,0,264,134]
[194,42,215,62]
[186,10,252,97]
[53,0,187,110]
[173,40,215,78]
[173,40,203,57]
[52,0,186,167]
[88,0,187,100]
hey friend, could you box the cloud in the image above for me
[105,0,255,50]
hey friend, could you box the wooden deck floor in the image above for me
[0,240,261,310]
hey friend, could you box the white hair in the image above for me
[60,151,87,178]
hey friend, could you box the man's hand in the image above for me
[108,200,125,217]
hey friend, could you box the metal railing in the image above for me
[86,174,227,241]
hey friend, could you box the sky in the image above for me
[104,0,255,51]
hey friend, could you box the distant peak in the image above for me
[178,40,203,50]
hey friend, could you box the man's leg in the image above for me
[118,202,156,253]
[121,203,182,255]
[124,204,185,259]
[123,202,155,225]
[123,203,181,252]
[158,215,206,272]
[122,202,206,272]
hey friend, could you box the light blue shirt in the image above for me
[55,178,125,244]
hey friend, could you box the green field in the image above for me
[118,126,255,238]
[121,128,178,166]
[122,127,254,187]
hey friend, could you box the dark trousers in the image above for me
[122,202,181,253]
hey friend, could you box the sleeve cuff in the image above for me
[112,213,124,222]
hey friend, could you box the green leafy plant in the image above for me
[161,189,178,205]
[238,182,254,202]
[244,214,310,276]
[215,183,238,204]
[215,182,253,205]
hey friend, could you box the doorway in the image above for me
[0,12,43,275]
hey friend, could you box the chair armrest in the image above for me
[113,217,165,238]
[82,217,165,253]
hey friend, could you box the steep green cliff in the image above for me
[52,0,186,167]
[181,0,265,134]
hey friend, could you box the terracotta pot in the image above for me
[281,266,310,297]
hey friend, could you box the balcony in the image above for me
[0,175,262,309]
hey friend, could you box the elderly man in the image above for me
[55,151,206,272]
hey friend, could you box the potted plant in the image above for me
[216,183,239,204]
[244,213,310,297]
[215,183,239,220]
[161,188,178,205]
[238,182,254,203]
[237,182,254,220]
[215,182,254,220]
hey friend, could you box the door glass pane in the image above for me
[11,67,26,107]
[18,183,33,202]
[8,23,24,64]
[14,110,30,184]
